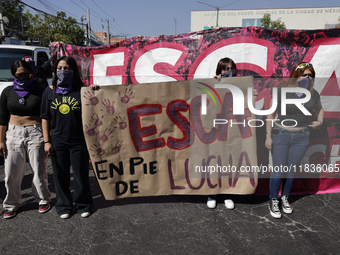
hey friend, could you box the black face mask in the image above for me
[221,70,236,78]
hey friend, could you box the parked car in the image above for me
[0,45,52,95]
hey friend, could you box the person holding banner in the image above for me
[0,60,51,219]
[207,57,258,210]
[265,62,324,219]
[41,56,94,219]
[207,57,238,209]
[213,57,237,80]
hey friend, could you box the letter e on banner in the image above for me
[127,104,166,152]
[90,47,129,85]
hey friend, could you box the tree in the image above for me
[2,0,30,38]
[26,11,86,46]
[261,13,286,29]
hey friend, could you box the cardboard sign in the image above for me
[82,77,258,200]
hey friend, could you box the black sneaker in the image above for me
[281,196,293,214]
[269,198,282,219]
[3,210,17,219]
[39,203,51,213]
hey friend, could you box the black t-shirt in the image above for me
[0,84,44,126]
[40,86,85,145]
[276,87,320,127]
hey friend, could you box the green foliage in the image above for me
[260,13,271,29]
[2,0,30,37]
[26,11,86,46]
[3,0,85,46]
[260,13,286,30]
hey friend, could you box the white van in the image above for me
[0,45,52,95]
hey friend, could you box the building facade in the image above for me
[94,31,125,44]
[191,7,340,31]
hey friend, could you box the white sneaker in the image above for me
[207,196,217,209]
[60,213,70,219]
[80,212,91,218]
[224,199,235,210]
[281,196,293,214]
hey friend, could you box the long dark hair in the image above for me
[52,56,84,90]
[215,57,237,76]
[11,60,33,76]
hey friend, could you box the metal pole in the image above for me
[87,9,91,47]
[197,1,219,27]
[81,16,84,31]
[216,7,219,27]
[107,20,110,44]
[0,1,5,38]
[174,17,177,34]
[21,16,24,34]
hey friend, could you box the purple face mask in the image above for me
[297,76,311,90]
[295,76,312,101]
[14,77,35,98]
[56,70,74,94]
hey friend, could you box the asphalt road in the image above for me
[0,158,339,255]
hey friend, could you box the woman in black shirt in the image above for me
[265,62,324,219]
[207,58,238,210]
[0,60,51,219]
[41,56,93,219]
[207,57,258,210]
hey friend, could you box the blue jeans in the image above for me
[269,125,310,199]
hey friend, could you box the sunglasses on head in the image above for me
[15,73,32,80]
[295,63,313,71]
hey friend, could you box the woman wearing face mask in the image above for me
[0,60,51,219]
[265,62,324,219]
[207,58,238,210]
[214,57,237,80]
[40,56,93,219]
[207,58,259,210]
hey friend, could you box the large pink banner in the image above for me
[50,27,340,195]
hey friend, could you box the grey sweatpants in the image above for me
[3,123,51,211]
